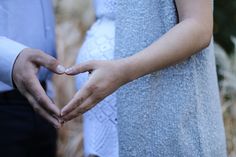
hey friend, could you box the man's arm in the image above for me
[0,36,65,128]
[0,37,27,86]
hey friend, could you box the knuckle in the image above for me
[84,60,96,69]
[33,106,40,113]
[32,55,43,64]
[86,84,98,93]
[22,75,34,85]
[47,57,57,67]
[77,107,87,114]
[72,102,80,109]
[22,48,33,56]
[66,104,78,113]
[76,97,84,105]
[28,49,42,60]
[25,78,37,89]
[76,111,83,116]
[21,78,30,88]
[93,93,103,102]
[35,95,44,105]
[21,49,44,63]
[34,49,44,56]
[66,114,77,121]
[79,104,94,113]
[83,64,91,71]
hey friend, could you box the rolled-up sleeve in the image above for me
[0,36,27,87]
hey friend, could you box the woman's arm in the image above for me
[121,0,213,81]
[61,0,213,121]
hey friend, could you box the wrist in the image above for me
[115,57,142,83]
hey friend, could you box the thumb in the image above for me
[65,60,97,75]
[32,50,65,74]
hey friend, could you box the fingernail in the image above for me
[61,111,64,117]
[54,123,61,129]
[61,111,68,117]
[56,65,66,73]
[65,67,73,74]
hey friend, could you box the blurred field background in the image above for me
[52,0,236,156]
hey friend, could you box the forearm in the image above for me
[0,37,27,86]
[121,18,213,81]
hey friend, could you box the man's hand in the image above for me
[13,48,65,128]
[61,60,130,122]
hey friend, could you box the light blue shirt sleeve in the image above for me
[0,36,27,87]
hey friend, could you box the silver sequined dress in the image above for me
[116,0,227,156]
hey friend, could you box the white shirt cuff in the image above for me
[0,37,27,87]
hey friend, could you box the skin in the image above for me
[61,0,213,122]
[13,48,65,128]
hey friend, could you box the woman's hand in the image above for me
[61,0,213,123]
[61,59,130,122]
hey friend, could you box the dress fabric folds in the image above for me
[115,0,227,156]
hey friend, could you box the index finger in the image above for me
[31,50,65,74]
[24,75,60,117]
[61,85,92,116]
[25,93,61,128]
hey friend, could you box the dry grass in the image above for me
[53,0,236,156]
[215,41,236,156]
[53,0,94,157]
